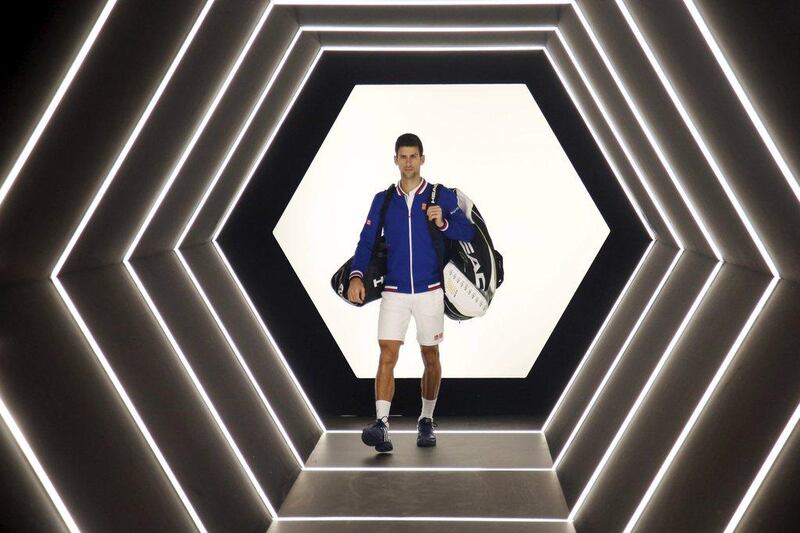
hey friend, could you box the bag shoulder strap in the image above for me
[426,183,444,282]
[373,183,396,247]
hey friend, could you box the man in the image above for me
[347,133,475,452]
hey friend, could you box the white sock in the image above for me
[419,397,437,421]
[376,400,391,425]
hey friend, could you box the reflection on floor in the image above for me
[268,416,573,533]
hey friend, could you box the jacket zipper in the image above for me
[407,201,414,294]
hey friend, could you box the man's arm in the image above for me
[436,187,476,242]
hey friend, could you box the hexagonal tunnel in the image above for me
[3,1,800,532]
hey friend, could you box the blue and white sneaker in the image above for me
[361,418,393,453]
[417,417,437,447]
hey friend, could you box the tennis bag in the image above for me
[331,183,395,306]
[429,184,504,321]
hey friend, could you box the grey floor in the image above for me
[269,416,573,532]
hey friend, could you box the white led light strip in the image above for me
[124,2,276,262]
[569,4,720,260]
[0,389,81,533]
[52,0,216,278]
[275,516,571,523]
[616,0,778,277]
[0,0,118,211]
[725,395,800,532]
[552,249,683,470]
[175,249,305,467]
[304,467,553,472]
[302,25,557,32]
[275,0,570,4]
[684,0,800,207]
[123,260,277,519]
[321,44,542,52]
[624,277,779,532]
[568,260,722,520]
[327,429,542,434]
[51,278,207,532]
[213,241,325,431]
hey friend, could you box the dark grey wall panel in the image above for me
[0,0,107,187]
[738,414,800,532]
[291,4,562,27]
[62,0,270,273]
[692,0,800,211]
[0,406,70,533]
[575,0,768,274]
[0,281,196,532]
[131,8,302,257]
[545,241,676,457]
[557,251,717,507]
[0,1,206,284]
[546,36,675,247]
[575,262,770,533]
[130,252,301,507]
[182,243,322,460]
[0,402,68,532]
[179,33,322,249]
[624,0,800,281]
[634,280,800,532]
[558,9,712,257]
[61,265,268,532]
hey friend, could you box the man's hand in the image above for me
[426,205,445,228]
[347,277,365,304]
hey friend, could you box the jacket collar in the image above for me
[396,177,427,197]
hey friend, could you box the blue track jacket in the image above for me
[350,178,476,294]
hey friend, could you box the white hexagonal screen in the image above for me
[274,84,609,378]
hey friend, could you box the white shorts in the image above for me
[378,288,445,346]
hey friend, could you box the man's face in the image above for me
[394,146,424,179]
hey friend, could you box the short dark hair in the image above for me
[395,133,423,155]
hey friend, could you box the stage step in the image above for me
[305,431,553,470]
[268,520,575,533]
[269,429,570,531]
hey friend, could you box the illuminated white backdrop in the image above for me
[274,84,608,378]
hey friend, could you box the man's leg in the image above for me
[376,339,402,420]
[363,293,410,452]
[414,289,444,447]
[417,344,441,447]
[362,339,401,453]
[420,344,441,405]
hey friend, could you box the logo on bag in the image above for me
[337,283,344,296]
[460,241,486,290]
[373,276,384,288]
